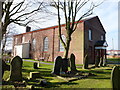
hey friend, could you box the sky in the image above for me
[6,0,119,50]
[93,0,118,50]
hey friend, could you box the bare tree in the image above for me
[1,0,45,38]
[1,23,18,55]
[50,0,103,59]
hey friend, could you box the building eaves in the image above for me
[14,16,98,37]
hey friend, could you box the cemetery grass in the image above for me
[3,61,113,88]
[107,58,120,62]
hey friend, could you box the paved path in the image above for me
[23,59,82,68]
[23,59,53,65]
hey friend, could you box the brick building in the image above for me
[13,16,108,64]
[107,50,120,58]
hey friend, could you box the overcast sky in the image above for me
[11,0,119,50]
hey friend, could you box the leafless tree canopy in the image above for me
[1,23,18,54]
[50,0,104,58]
[2,0,45,37]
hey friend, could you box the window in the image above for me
[89,30,92,40]
[15,38,18,44]
[43,37,48,51]
[22,36,25,43]
[59,35,66,52]
[101,35,104,40]
[32,39,36,50]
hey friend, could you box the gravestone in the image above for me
[2,60,10,78]
[83,54,89,69]
[9,56,23,82]
[52,56,62,75]
[95,56,100,67]
[29,72,41,79]
[99,57,103,66]
[62,58,68,73]
[33,62,38,69]
[103,55,107,66]
[111,66,120,90]
[69,53,77,72]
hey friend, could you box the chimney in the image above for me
[26,26,31,32]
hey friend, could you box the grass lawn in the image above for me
[3,61,114,89]
[107,58,120,61]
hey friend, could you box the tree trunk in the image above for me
[1,33,7,56]
[63,38,71,59]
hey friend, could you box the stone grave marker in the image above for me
[62,58,68,73]
[99,57,103,66]
[83,54,88,69]
[29,72,41,79]
[69,53,77,72]
[111,66,120,89]
[33,62,38,69]
[52,56,62,75]
[2,60,10,78]
[9,56,23,82]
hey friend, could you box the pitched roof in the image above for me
[14,16,98,37]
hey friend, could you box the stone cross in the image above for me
[9,56,23,82]
[69,53,77,72]
[52,56,62,75]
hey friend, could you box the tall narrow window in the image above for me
[43,37,48,51]
[32,39,36,50]
[15,38,18,44]
[101,35,104,40]
[89,30,92,40]
[59,35,66,52]
[22,36,25,43]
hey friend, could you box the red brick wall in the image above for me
[84,16,106,64]
[13,16,106,64]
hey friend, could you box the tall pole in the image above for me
[112,38,114,50]
[112,38,114,56]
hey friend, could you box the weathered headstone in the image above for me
[83,54,89,69]
[111,66,120,90]
[62,58,68,73]
[2,60,10,78]
[33,62,38,69]
[51,56,62,75]
[29,72,40,79]
[95,56,100,67]
[99,57,103,66]
[70,53,77,72]
[103,55,107,66]
[9,56,23,82]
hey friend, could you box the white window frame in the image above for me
[15,38,18,44]
[32,39,36,50]
[101,35,104,40]
[43,37,49,51]
[89,30,92,40]
[22,36,25,43]
[59,35,66,52]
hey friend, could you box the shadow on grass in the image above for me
[22,69,40,73]
[90,70,111,74]
[105,69,112,70]
[39,68,52,70]
[92,77,110,79]
[44,82,78,88]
